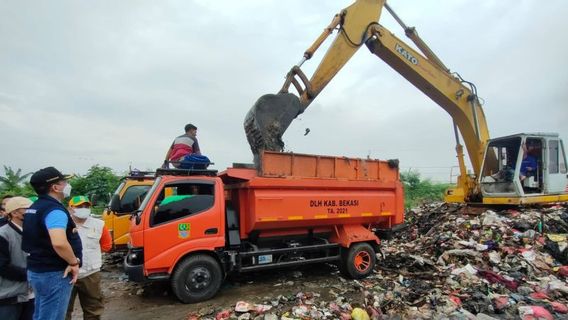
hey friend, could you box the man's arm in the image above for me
[47,229,78,265]
[163,143,174,168]
[164,147,172,162]
[99,225,112,253]
[0,236,26,281]
[522,157,538,174]
[530,157,538,170]
[193,138,201,155]
[45,210,80,283]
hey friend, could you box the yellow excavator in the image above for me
[244,0,568,205]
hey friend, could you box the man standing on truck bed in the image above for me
[163,124,210,169]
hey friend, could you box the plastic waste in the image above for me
[517,305,553,320]
[351,308,370,320]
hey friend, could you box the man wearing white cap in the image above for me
[0,197,34,320]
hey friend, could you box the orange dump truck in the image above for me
[125,151,404,303]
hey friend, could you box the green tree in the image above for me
[401,170,449,209]
[0,166,35,197]
[69,165,121,206]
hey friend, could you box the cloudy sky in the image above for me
[1,0,567,182]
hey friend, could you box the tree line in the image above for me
[400,170,449,209]
[0,165,121,209]
[1,165,449,210]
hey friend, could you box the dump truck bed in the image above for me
[219,151,404,239]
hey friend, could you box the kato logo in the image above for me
[395,43,418,65]
[178,223,191,239]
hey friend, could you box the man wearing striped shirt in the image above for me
[163,124,207,169]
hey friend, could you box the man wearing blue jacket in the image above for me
[22,167,82,320]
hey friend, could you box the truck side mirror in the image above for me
[109,194,121,212]
[134,196,143,210]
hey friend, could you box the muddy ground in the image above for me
[70,259,357,320]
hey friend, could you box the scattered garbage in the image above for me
[518,305,554,320]
[235,301,272,313]
[176,202,568,319]
[351,307,370,320]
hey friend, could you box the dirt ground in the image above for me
[69,259,355,320]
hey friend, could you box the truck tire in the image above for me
[171,254,223,303]
[340,242,376,279]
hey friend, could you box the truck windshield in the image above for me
[107,181,126,207]
[120,185,152,213]
[137,177,162,217]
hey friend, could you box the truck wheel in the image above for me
[171,254,222,303]
[340,242,376,279]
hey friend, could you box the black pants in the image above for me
[0,300,35,320]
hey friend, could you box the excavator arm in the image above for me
[245,0,490,201]
[365,22,490,201]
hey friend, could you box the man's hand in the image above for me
[64,264,80,284]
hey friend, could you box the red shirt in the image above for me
[169,134,200,161]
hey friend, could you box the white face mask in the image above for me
[62,183,72,198]
[73,208,91,219]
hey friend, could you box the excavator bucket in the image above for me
[244,93,304,165]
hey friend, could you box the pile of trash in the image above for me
[186,203,568,320]
[380,202,568,319]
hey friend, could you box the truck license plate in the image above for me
[258,255,273,264]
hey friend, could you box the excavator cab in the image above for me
[479,133,568,204]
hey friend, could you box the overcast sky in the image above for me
[1,0,567,182]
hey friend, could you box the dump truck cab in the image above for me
[125,151,404,303]
[102,171,155,249]
[126,169,224,282]
[479,133,568,205]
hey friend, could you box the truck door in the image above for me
[546,139,568,194]
[143,180,224,272]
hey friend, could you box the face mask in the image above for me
[73,208,91,219]
[61,183,72,198]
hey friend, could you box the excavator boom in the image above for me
[245,0,567,204]
[244,0,385,163]
[244,0,485,200]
